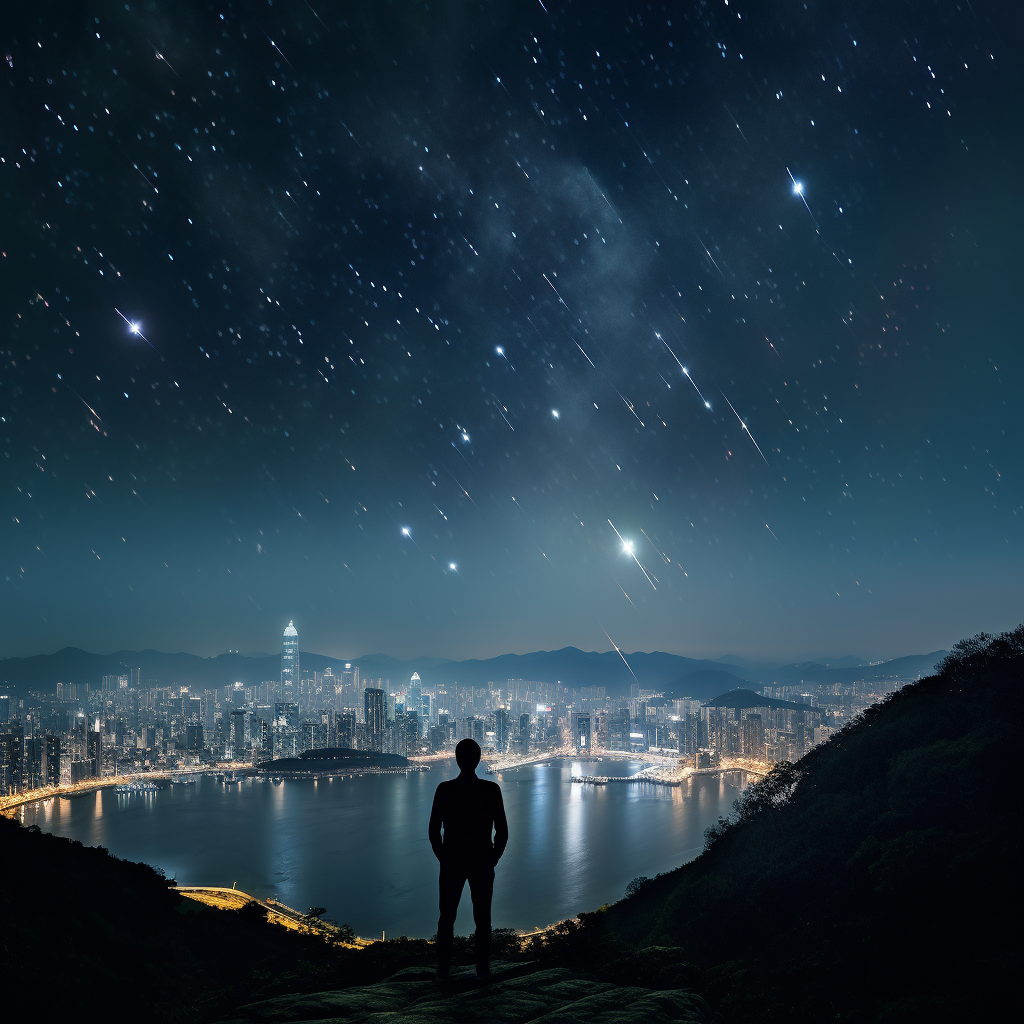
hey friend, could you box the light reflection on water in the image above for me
[20,760,747,937]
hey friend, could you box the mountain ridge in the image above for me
[0,645,947,700]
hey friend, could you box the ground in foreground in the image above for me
[217,961,709,1024]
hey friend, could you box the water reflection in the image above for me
[20,762,747,937]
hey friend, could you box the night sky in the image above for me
[2,1,1020,662]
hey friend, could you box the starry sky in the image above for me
[2,0,1020,662]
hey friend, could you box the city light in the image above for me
[0,618,910,808]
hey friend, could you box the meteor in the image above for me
[600,625,638,683]
[608,520,657,590]
[786,167,818,226]
[115,309,157,351]
[656,333,712,410]
[720,391,769,464]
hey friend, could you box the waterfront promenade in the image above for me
[0,763,253,815]
[1,748,767,817]
[486,746,768,783]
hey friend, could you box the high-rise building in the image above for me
[281,620,299,700]
[408,672,422,719]
[0,694,9,725]
[608,708,630,751]
[335,711,356,749]
[340,663,359,706]
[230,709,247,754]
[364,688,386,752]
[185,723,204,753]
[0,726,25,793]
[519,713,530,754]
[87,730,103,778]
[43,735,61,786]
[573,712,592,750]
[742,713,765,759]
[493,708,510,752]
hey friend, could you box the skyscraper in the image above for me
[230,709,246,755]
[364,688,386,752]
[493,708,510,752]
[408,672,422,718]
[281,620,299,700]
[573,712,592,751]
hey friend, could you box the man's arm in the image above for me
[491,786,509,865]
[428,785,445,862]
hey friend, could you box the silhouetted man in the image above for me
[428,738,508,979]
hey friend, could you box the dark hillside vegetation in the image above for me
[0,816,435,1023]
[536,626,1022,1022]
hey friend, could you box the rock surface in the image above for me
[218,961,710,1023]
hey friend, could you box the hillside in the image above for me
[534,626,1022,1022]
[0,813,447,1023]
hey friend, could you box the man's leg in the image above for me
[467,868,495,976]
[436,864,465,978]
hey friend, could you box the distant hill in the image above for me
[702,688,812,711]
[535,627,1022,1022]
[0,645,947,699]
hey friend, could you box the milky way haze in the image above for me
[2,1,1020,661]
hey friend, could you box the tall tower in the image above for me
[281,620,299,700]
[408,672,422,716]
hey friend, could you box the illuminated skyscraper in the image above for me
[281,620,299,700]
[573,712,592,751]
[493,708,510,752]
[364,688,386,752]
[408,672,422,717]
[43,735,61,786]
[230,709,247,754]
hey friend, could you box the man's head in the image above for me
[455,738,481,773]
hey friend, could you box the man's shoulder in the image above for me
[477,778,503,796]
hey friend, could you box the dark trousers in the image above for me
[436,861,494,974]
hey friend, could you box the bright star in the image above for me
[495,346,503,355]
[449,562,457,571]
[401,527,410,536]
[622,540,634,554]
[552,409,560,419]
[129,322,141,334]
[793,180,804,195]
